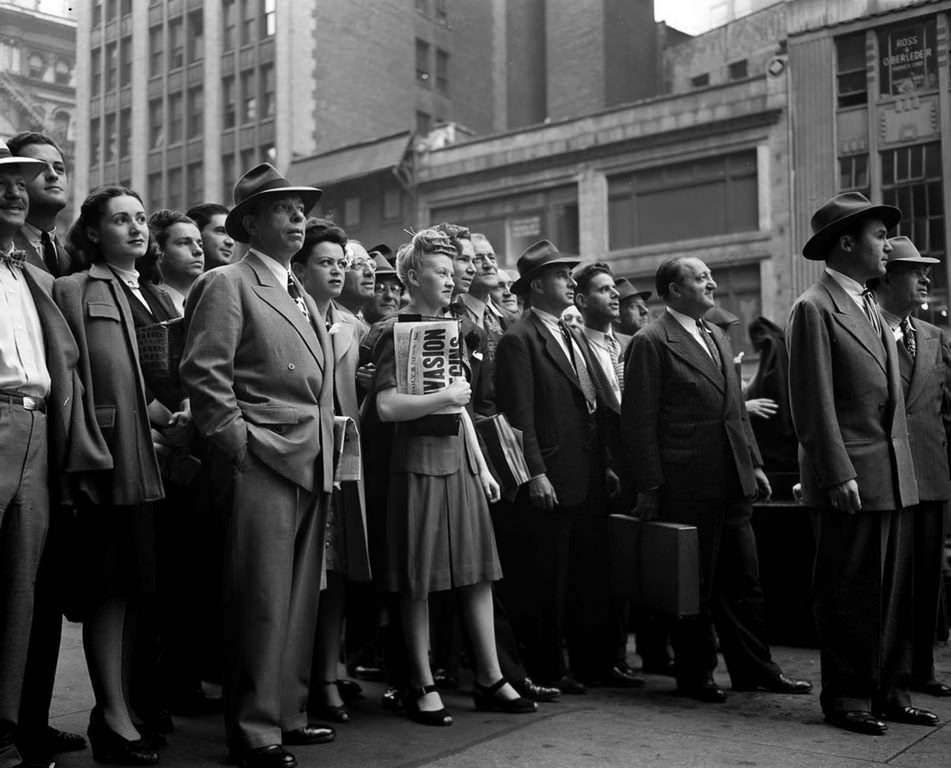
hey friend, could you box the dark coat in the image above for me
[14,228,74,276]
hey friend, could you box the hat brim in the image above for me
[225,186,323,243]
[511,255,581,295]
[620,290,651,302]
[888,254,941,266]
[0,157,46,180]
[802,204,902,260]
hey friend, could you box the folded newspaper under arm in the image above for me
[333,416,362,485]
[474,413,532,501]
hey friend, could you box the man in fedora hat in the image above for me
[788,193,932,735]
[181,163,337,767]
[869,236,951,700]
[494,239,612,694]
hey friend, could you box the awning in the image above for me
[289,131,413,186]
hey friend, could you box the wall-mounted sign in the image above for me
[879,18,937,96]
[509,215,541,239]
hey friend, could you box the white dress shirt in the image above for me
[0,248,50,397]
[582,326,621,402]
[666,306,716,360]
[824,267,867,311]
[249,248,290,292]
[109,264,151,310]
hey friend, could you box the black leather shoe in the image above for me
[551,675,587,695]
[229,744,297,768]
[677,678,727,703]
[335,679,364,702]
[19,726,87,757]
[912,680,951,697]
[824,711,887,736]
[512,677,560,702]
[608,664,646,688]
[381,686,404,711]
[733,673,813,694]
[876,706,939,727]
[281,725,335,745]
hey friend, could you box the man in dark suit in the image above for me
[622,256,811,703]
[6,133,71,277]
[495,240,613,694]
[0,148,110,768]
[788,193,932,735]
[181,164,336,768]
[870,236,951,699]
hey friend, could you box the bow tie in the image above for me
[0,249,28,270]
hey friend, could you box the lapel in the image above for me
[661,312,725,393]
[819,272,887,374]
[905,317,936,409]
[245,254,325,369]
[528,311,583,396]
[13,228,44,272]
[88,263,145,373]
[328,302,354,364]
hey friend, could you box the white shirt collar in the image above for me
[666,305,704,333]
[249,248,289,291]
[109,264,141,289]
[22,221,55,243]
[824,267,867,299]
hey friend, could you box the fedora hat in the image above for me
[615,277,651,302]
[0,146,46,179]
[803,192,901,260]
[225,163,322,243]
[885,235,939,268]
[511,239,579,295]
[372,252,401,282]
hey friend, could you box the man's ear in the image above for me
[838,233,855,253]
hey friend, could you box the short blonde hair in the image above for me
[396,228,456,290]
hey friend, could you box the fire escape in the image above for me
[0,69,46,131]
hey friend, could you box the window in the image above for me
[838,154,869,195]
[878,17,938,96]
[222,76,236,128]
[260,62,275,118]
[264,0,276,36]
[435,0,448,26]
[383,188,401,220]
[241,0,256,45]
[149,97,164,148]
[435,48,449,94]
[241,69,256,122]
[119,107,131,158]
[344,197,360,227]
[92,0,102,27]
[188,86,204,138]
[104,112,117,162]
[169,92,184,143]
[148,172,163,209]
[188,11,204,64]
[168,167,183,211]
[690,73,709,88]
[90,117,100,165]
[415,0,427,16]
[51,110,70,143]
[240,147,256,173]
[415,39,430,84]
[105,42,118,91]
[106,0,117,20]
[169,18,184,69]
[119,36,131,87]
[222,0,236,51]
[608,151,758,248]
[54,59,71,85]
[187,162,203,206]
[120,0,131,14]
[416,110,431,134]
[91,47,101,95]
[221,153,235,202]
[836,32,867,108]
[149,26,163,77]
[728,59,748,79]
[27,53,45,79]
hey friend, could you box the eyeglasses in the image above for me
[349,257,376,274]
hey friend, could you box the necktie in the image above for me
[861,289,884,340]
[696,319,722,369]
[287,276,310,321]
[560,321,598,414]
[900,316,916,358]
[41,231,58,276]
[606,334,624,391]
[0,249,27,270]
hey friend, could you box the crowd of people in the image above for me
[0,131,949,768]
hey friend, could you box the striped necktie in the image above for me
[861,289,883,340]
[900,316,916,358]
[696,320,722,369]
[606,333,624,390]
[287,276,310,321]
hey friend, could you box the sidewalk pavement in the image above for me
[46,621,951,768]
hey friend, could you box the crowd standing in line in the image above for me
[1,134,950,768]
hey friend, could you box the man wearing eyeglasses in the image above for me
[337,240,375,331]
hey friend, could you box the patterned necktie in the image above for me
[41,231,59,276]
[606,333,624,390]
[900,316,916,358]
[559,321,598,414]
[0,249,27,270]
[287,276,310,321]
[696,319,722,369]
[861,289,884,340]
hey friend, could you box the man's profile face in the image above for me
[247,194,306,257]
[0,169,29,234]
[343,241,376,303]
[618,295,649,334]
[669,257,716,317]
[577,271,619,325]
[202,213,235,268]
[19,142,68,213]
[471,237,499,292]
[845,217,892,281]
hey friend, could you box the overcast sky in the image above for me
[654,0,716,35]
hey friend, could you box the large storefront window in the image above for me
[882,142,946,324]
[608,150,758,249]
[878,17,937,96]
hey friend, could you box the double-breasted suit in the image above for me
[622,311,780,688]
[494,310,612,684]
[180,252,335,751]
[788,271,919,716]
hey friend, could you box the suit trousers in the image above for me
[912,500,946,685]
[0,407,49,768]
[223,452,327,751]
[813,506,913,715]
[659,497,779,688]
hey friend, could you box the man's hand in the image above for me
[528,475,559,512]
[633,489,660,521]
[746,398,779,419]
[355,362,376,390]
[828,479,861,514]
[753,467,772,503]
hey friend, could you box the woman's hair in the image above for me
[396,228,456,290]
[433,221,471,256]
[139,209,197,284]
[66,185,146,269]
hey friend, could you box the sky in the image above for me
[654,0,716,35]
